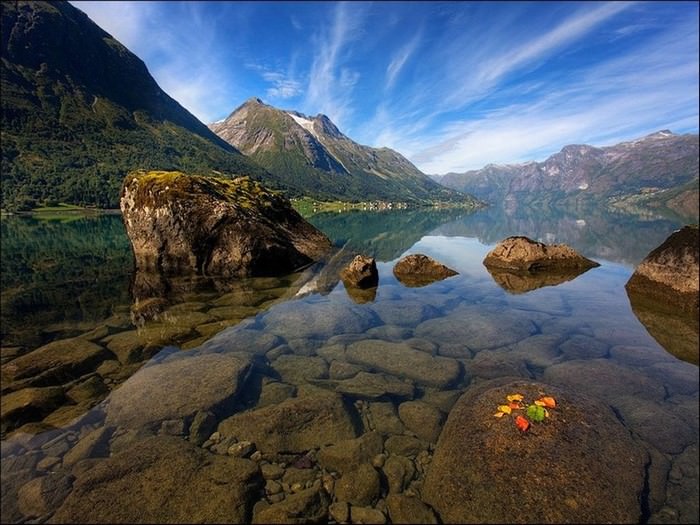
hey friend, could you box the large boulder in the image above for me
[120,171,331,277]
[422,379,648,524]
[483,236,599,272]
[51,435,263,523]
[392,254,458,287]
[626,225,699,314]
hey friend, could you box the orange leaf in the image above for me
[498,405,512,414]
[493,412,506,418]
[541,396,556,408]
[508,402,521,409]
[515,415,530,432]
[534,400,546,407]
[507,394,524,402]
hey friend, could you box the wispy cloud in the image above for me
[302,2,365,127]
[385,32,421,91]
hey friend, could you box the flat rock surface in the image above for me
[105,352,252,429]
[51,435,262,523]
[422,379,648,524]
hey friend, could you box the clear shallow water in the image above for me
[0,207,697,523]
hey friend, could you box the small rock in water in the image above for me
[227,440,255,458]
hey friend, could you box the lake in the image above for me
[1,206,698,523]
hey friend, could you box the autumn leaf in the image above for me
[498,405,512,415]
[540,396,556,408]
[515,415,530,432]
[534,400,546,407]
[507,394,524,402]
[508,402,522,409]
[494,411,506,418]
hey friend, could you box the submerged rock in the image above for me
[340,255,379,289]
[626,225,699,315]
[120,171,331,278]
[52,435,263,523]
[422,379,648,524]
[483,236,599,272]
[393,254,458,287]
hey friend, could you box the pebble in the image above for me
[227,441,255,458]
[250,450,263,462]
[329,501,349,523]
[37,456,61,471]
[265,479,283,495]
[261,463,285,480]
[268,492,285,504]
[372,453,387,468]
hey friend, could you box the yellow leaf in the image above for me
[544,408,550,418]
[493,412,506,418]
[534,400,546,406]
[498,405,512,414]
[507,394,524,402]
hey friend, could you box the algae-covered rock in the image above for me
[120,171,331,277]
[483,236,599,272]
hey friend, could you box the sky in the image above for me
[71,1,699,174]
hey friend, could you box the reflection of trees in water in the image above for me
[432,206,687,266]
[307,208,472,262]
[1,215,133,348]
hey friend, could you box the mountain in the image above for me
[209,98,479,206]
[1,1,274,211]
[436,131,699,220]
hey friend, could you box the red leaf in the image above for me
[515,415,530,432]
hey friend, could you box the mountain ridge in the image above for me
[1,1,276,210]
[434,131,699,220]
[209,98,480,206]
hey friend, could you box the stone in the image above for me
[384,435,427,457]
[368,402,405,435]
[272,355,329,385]
[1,387,65,434]
[105,352,252,430]
[120,171,331,277]
[559,334,609,359]
[263,300,378,340]
[228,440,256,458]
[371,300,441,328]
[422,379,648,524]
[334,372,415,400]
[257,381,297,408]
[317,432,384,474]
[62,427,112,468]
[329,501,349,523]
[340,255,379,288]
[266,479,284,495]
[262,463,286,480]
[393,254,458,287]
[415,305,537,353]
[195,327,282,356]
[188,410,217,447]
[483,236,599,272]
[52,435,263,523]
[65,375,109,404]
[283,467,318,487]
[386,494,438,524]
[346,340,461,388]
[349,506,386,524]
[218,389,358,455]
[398,401,445,443]
[17,472,74,519]
[102,325,194,364]
[382,455,415,494]
[160,419,186,436]
[252,486,330,524]
[328,360,362,380]
[1,338,112,387]
[334,464,381,506]
[626,225,699,314]
[420,389,462,413]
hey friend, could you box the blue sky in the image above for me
[71,1,699,174]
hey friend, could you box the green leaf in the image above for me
[527,404,546,422]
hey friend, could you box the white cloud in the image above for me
[385,32,421,90]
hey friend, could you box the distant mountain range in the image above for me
[432,131,699,221]
[209,98,477,205]
[1,1,275,210]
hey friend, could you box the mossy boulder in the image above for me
[120,171,332,278]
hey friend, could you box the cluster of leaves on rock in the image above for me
[493,392,557,432]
